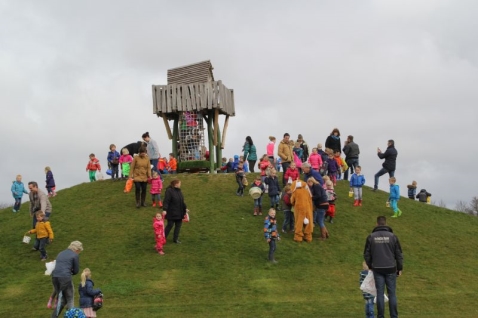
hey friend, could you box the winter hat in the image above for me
[234,155,239,159]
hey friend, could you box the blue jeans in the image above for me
[34,237,49,258]
[314,208,326,228]
[269,195,279,207]
[111,164,119,179]
[150,159,159,174]
[344,158,359,180]
[282,210,294,231]
[364,298,375,318]
[13,198,22,211]
[268,239,276,261]
[254,197,262,207]
[374,168,395,189]
[151,193,161,203]
[373,271,398,318]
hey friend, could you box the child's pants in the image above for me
[236,178,244,194]
[364,298,374,318]
[111,164,119,179]
[269,195,279,207]
[151,193,161,203]
[268,239,276,261]
[328,172,337,184]
[34,237,48,258]
[326,204,336,218]
[254,197,262,207]
[46,186,55,195]
[353,187,363,200]
[88,170,97,182]
[13,198,22,211]
[390,199,402,214]
[282,210,294,231]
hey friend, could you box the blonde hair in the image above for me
[390,177,397,183]
[326,180,334,189]
[307,177,319,185]
[269,136,276,141]
[16,174,22,178]
[80,268,91,287]
[122,148,129,155]
[152,171,159,177]
[255,176,261,181]
[412,180,417,186]
[68,240,84,252]
[44,166,51,173]
[35,211,45,218]
[294,142,301,148]
[283,185,291,192]
[322,175,330,183]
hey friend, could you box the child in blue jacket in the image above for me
[388,177,402,218]
[11,175,28,213]
[349,166,366,206]
[264,208,280,263]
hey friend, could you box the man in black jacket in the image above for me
[373,139,398,191]
[364,216,403,318]
[342,135,360,181]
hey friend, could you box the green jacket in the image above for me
[243,143,257,161]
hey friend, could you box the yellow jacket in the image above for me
[278,140,294,163]
[130,154,152,182]
[29,221,54,239]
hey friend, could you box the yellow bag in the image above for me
[341,158,348,172]
[242,177,248,186]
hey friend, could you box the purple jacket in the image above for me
[327,158,339,173]
[46,171,55,187]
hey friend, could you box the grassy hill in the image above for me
[1,173,477,318]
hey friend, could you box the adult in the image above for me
[51,241,83,318]
[307,177,329,240]
[290,179,314,242]
[364,216,403,318]
[373,139,398,191]
[301,162,324,186]
[297,134,309,162]
[243,136,257,173]
[121,141,146,157]
[28,181,52,229]
[342,135,360,181]
[130,147,152,208]
[325,128,341,153]
[163,179,189,244]
[142,132,160,174]
[278,133,294,186]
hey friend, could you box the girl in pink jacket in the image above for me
[308,148,323,171]
[149,171,163,207]
[266,136,276,164]
[153,212,166,255]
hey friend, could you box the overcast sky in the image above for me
[1,0,477,208]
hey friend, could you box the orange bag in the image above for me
[124,179,133,193]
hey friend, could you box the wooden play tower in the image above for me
[152,60,235,172]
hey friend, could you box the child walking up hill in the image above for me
[388,177,402,218]
[86,154,101,182]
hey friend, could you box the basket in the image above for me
[23,235,31,244]
[249,187,262,199]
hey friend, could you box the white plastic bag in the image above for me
[45,260,56,275]
[97,172,104,181]
[22,235,31,244]
[360,271,377,296]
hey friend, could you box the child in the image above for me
[119,148,133,179]
[388,177,402,218]
[325,181,337,223]
[276,157,282,172]
[149,171,163,207]
[86,153,101,182]
[321,175,330,189]
[350,166,366,206]
[326,154,339,186]
[235,163,245,196]
[240,156,249,172]
[308,148,323,172]
[45,167,56,197]
[79,268,102,318]
[158,157,169,174]
[334,150,344,180]
[264,208,280,263]
[46,288,58,309]
[407,180,417,199]
[267,136,276,165]
[251,176,265,216]
[27,211,54,261]
[220,158,235,173]
[281,185,294,233]
[107,144,121,180]
[317,143,329,164]
[293,142,303,161]
[265,169,281,210]
[416,189,432,203]
[284,162,300,182]
[153,212,166,255]
[232,155,240,171]
[220,157,227,173]
[11,174,28,213]
[168,153,177,174]
[359,262,375,318]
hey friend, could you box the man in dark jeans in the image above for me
[342,135,360,181]
[373,139,398,191]
[364,216,403,318]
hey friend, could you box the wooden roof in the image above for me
[167,60,214,85]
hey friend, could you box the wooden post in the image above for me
[162,115,173,140]
[221,115,229,149]
[213,109,219,146]
[215,121,222,171]
[172,115,179,161]
[207,110,215,172]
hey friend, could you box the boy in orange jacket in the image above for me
[168,153,177,174]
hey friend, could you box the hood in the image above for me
[420,189,427,192]
[234,155,239,159]
[372,225,393,233]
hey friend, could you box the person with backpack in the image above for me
[79,268,102,318]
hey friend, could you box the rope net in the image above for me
[179,111,206,161]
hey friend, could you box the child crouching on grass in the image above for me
[153,212,166,255]
[27,211,54,261]
[359,262,375,318]
[264,208,280,264]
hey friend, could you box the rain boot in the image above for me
[358,200,362,206]
[391,211,398,218]
[397,208,402,217]
[253,207,258,216]
[353,200,359,206]
[135,192,140,208]
[258,207,263,216]
[141,191,147,207]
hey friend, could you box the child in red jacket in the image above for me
[153,211,166,255]
[86,153,101,182]
[284,162,300,182]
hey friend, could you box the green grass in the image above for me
[1,174,478,317]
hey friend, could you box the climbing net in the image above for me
[178,111,206,161]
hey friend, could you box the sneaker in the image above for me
[31,248,38,251]
[159,251,165,255]
[41,257,48,261]
[159,201,163,207]
[398,210,402,217]
[281,229,286,233]
[12,209,17,213]
[47,297,53,309]
[330,219,334,224]
[173,240,181,244]
[372,188,378,192]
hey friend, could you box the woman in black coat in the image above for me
[325,128,342,153]
[163,179,189,244]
